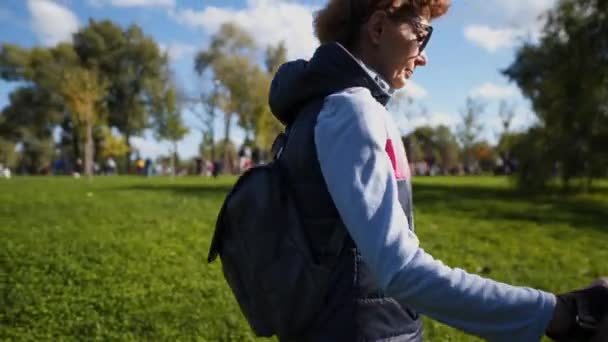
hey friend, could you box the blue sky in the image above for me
[0,0,557,158]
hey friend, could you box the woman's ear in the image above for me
[366,10,387,46]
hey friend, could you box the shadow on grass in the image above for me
[119,183,233,198]
[119,180,608,233]
[413,182,608,233]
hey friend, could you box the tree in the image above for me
[16,132,55,175]
[99,127,129,160]
[402,125,460,174]
[498,100,516,135]
[0,43,82,172]
[471,140,496,173]
[265,41,287,74]
[434,125,460,173]
[195,23,256,173]
[0,138,17,170]
[190,79,221,162]
[1,20,170,174]
[73,20,170,169]
[195,22,280,172]
[154,87,189,177]
[457,97,484,172]
[504,0,608,190]
[0,43,75,142]
[0,86,63,173]
[255,41,288,150]
[60,67,107,177]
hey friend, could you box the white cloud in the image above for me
[477,0,557,33]
[129,136,168,157]
[407,112,458,129]
[159,42,197,61]
[27,0,79,46]
[91,0,175,7]
[464,26,521,52]
[401,80,428,99]
[175,0,318,60]
[464,0,558,52]
[470,82,518,99]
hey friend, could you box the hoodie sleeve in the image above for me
[314,88,556,342]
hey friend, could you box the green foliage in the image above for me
[153,87,189,144]
[194,23,287,167]
[471,140,497,173]
[456,97,484,169]
[2,177,608,341]
[153,86,190,176]
[0,138,17,169]
[403,125,460,173]
[194,23,260,173]
[15,132,55,174]
[496,132,525,157]
[0,87,63,142]
[0,20,171,174]
[265,41,287,75]
[504,0,608,190]
[60,66,108,176]
[99,127,129,160]
[510,126,557,191]
[73,20,170,142]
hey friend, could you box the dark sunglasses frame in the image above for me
[385,10,433,53]
[411,20,433,53]
[353,2,434,53]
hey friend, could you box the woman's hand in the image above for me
[590,316,608,342]
[546,277,608,341]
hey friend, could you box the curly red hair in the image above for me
[314,0,450,46]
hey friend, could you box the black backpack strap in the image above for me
[270,131,288,161]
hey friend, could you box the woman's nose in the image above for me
[415,51,427,66]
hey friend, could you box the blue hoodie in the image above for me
[269,42,555,342]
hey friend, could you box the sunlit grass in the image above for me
[1,176,607,341]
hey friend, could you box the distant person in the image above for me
[212,160,220,178]
[135,158,145,175]
[0,163,10,179]
[263,0,608,341]
[106,157,117,175]
[73,158,83,177]
[155,163,163,176]
[144,158,152,177]
[195,158,203,175]
[52,158,66,175]
[204,160,213,176]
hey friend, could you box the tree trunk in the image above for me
[124,129,131,174]
[223,113,232,174]
[171,141,177,178]
[210,131,215,162]
[85,120,94,178]
[72,122,80,171]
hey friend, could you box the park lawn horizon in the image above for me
[2,176,607,341]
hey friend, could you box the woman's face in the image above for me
[373,14,430,89]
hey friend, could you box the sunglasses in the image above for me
[410,19,433,53]
[352,2,434,53]
[383,8,433,53]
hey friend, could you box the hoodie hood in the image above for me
[269,42,392,126]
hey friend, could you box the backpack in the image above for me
[207,132,339,338]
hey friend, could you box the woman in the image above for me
[268,0,608,341]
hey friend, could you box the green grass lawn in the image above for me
[1,176,607,341]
